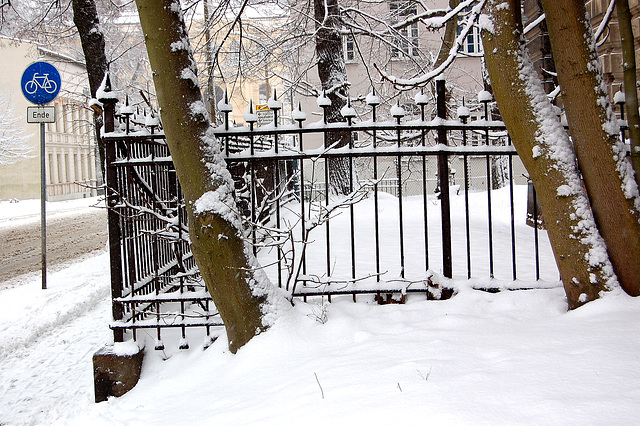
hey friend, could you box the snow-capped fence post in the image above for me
[93,77,146,403]
[99,74,124,344]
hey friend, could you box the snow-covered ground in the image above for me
[1,189,639,425]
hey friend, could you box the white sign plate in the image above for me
[27,106,56,123]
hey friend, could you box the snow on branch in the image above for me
[341,0,476,40]
[376,0,487,88]
[594,0,616,45]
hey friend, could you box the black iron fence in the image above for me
[103,80,556,348]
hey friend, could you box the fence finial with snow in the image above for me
[478,90,493,120]
[292,101,307,127]
[391,101,406,124]
[457,98,470,122]
[340,97,356,125]
[614,88,626,105]
[244,99,258,129]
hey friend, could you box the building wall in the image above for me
[587,0,640,107]
[202,0,484,146]
[0,37,97,201]
[526,0,640,102]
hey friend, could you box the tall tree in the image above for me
[481,0,617,308]
[314,0,351,195]
[72,0,108,177]
[541,0,640,296]
[134,0,287,353]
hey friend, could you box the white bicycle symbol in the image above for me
[24,73,58,95]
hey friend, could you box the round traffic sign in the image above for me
[21,62,61,105]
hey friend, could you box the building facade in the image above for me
[0,37,97,201]
[525,0,640,101]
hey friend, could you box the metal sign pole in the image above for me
[40,120,47,290]
[21,61,60,290]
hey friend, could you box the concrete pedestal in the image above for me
[93,344,144,403]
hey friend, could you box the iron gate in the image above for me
[102,80,549,349]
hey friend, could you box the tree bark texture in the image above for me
[315,0,351,195]
[72,0,108,178]
[481,0,615,308]
[72,0,108,97]
[434,0,460,68]
[135,0,283,353]
[541,0,640,297]
[616,0,640,182]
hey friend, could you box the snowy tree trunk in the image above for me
[72,0,108,182]
[541,0,640,297]
[315,0,351,195]
[434,0,460,68]
[135,0,286,353]
[481,0,616,308]
[615,0,640,183]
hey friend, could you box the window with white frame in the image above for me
[344,35,356,62]
[457,8,482,54]
[390,0,419,58]
[457,25,481,54]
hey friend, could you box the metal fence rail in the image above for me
[102,79,550,348]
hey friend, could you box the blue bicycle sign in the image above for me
[21,62,61,105]
[24,73,58,95]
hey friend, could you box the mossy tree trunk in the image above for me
[541,0,640,297]
[481,0,615,308]
[135,0,285,353]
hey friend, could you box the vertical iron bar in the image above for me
[421,126,429,273]
[251,160,257,256]
[205,299,211,342]
[372,106,381,284]
[419,100,429,273]
[323,133,331,301]
[533,185,540,280]
[151,144,163,350]
[486,154,494,278]
[484,106,494,278]
[462,119,471,279]
[436,79,452,278]
[299,130,307,278]
[249,124,257,256]
[508,139,516,280]
[275,151,282,288]
[396,118,405,279]
[620,102,626,145]
[349,128,356,301]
